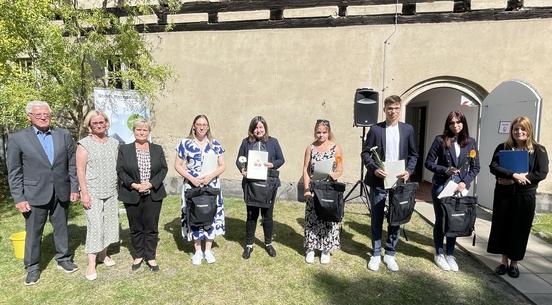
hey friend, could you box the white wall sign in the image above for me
[93,87,149,144]
[498,121,511,134]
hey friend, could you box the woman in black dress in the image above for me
[487,116,548,278]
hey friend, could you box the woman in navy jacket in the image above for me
[236,116,285,259]
[425,111,480,272]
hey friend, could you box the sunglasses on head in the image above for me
[316,119,330,125]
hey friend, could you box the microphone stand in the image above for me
[344,126,370,213]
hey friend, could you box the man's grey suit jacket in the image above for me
[7,127,79,206]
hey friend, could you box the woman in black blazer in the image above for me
[117,119,168,272]
[487,116,548,278]
[425,111,480,272]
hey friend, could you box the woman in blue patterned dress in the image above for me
[175,115,226,265]
[302,119,344,264]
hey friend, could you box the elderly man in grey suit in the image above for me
[7,101,80,285]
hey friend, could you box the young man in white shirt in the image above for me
[361,95,418,272]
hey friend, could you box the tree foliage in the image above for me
[0,0,173,138]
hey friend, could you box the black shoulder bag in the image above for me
[185,186,220,229]
[387,181,419,226]
[440,193,477,245]
[244,169,280,208]
[311,180,346,222]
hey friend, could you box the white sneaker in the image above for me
[383,254,399,272]
[320,251,331,264]
[368,255,381,271]
[434,254,451,271]
[305,251,315,264]
[204,251,216,264]
[446,255,459,272]
[191,251,203,266]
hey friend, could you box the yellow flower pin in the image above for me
[469,149,477,158]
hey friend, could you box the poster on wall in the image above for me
[93,87,149,144]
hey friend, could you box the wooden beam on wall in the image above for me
[133,7,552,32]
[453,0,471,13]
[402,0,416,15]
[506,0,524,11]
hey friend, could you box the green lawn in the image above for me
[0,196,530,305]
[533,213,552,243]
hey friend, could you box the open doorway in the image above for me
[404,86,482,202]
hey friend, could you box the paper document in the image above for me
[200,152,218,176]
[383,160,405,189]
[311,158,334,181]
[247,150,269,180]
[437,180,469,199]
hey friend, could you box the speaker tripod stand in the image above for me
[344,126,371,213]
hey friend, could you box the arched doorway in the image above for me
[401,76,487,201]
[401,77,543,209]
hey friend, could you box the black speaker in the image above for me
[354,88,379,127]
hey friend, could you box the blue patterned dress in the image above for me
[176,138,225,241]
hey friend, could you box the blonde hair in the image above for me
[132,118,151,131]
[83,110,110,134]
[505,116,536,152]
[313,119,335,141]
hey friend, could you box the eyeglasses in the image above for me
[316,119,330,126]
[29,113,51,119]
[194,123,208,128]
[91,121,106,126]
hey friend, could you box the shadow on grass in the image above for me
[163,217,193,254]
[311,269,505,305]
[344,219,434,262]
[39,223,86,269]
[341,220,371,259]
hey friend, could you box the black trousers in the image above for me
[23,194,72,271]
[245,205,274,245]
[124,195,162,260]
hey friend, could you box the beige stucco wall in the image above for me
[144,18,552,203]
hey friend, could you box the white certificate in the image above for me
[200,151,218,176]
[246,150,268,180]
[437,180,469,199]
[311,158,334,181]
[383,160,405,189]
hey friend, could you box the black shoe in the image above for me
[57,261,78,273]
[507,265,520,278]
[495,264,508,275]
[131,259,143,271]
[242,246,253,259]
[146,261,160,272]
[265,244,277,257]
[25,270,41,286]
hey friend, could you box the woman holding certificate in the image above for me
[236,116,285,259]
[175,115,226,265]
[487,116,548,278]
[302,119,343,264]
[424,111,480,272]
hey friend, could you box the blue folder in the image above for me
[499,150,529,173]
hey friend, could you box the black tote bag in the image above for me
[440,195,477,238]
[185,186,220,229]
[244,169,280,208]
[311,181,346,222]
[387,181,419,226]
